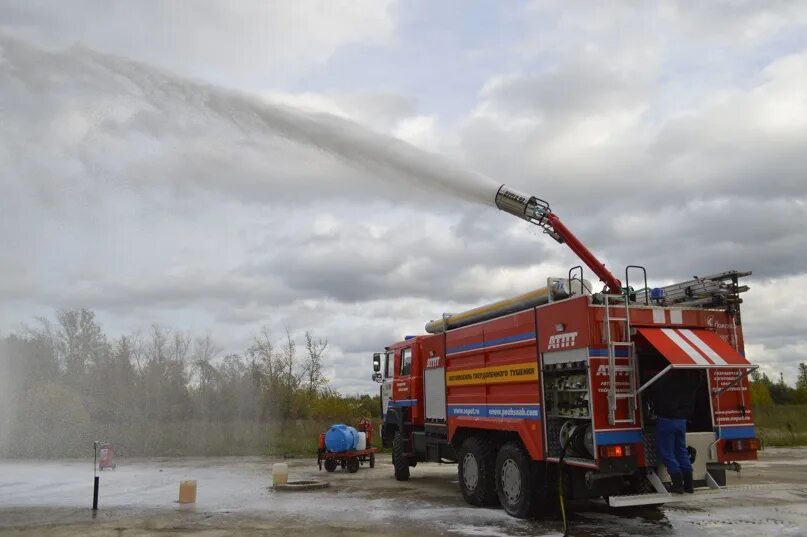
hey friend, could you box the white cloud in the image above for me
[0,1,397,86]
[392,115,440,150]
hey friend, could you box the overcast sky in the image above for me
[1,1,806,393]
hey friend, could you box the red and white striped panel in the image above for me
[637,328,753,368]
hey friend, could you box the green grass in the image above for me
[267,418,383,457]
[754,404,807,447]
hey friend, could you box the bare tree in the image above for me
[146,324,168,363]
[280,327,300,390]
[276,328,301,418]
[247,327,278,420]
[192,333,221,390]
[247,326,275,383]
[303,331,328,395]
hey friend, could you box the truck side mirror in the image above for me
[373,353,381,372]
[372,372,383,383]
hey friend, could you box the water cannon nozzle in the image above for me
[495,184,551,223]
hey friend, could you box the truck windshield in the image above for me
[385,351,393,378]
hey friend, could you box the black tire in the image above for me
[324,459,337,472]
[495,441,537,518]
[347,458,360,473]
[458,436,498,507]
[392,431,410,481]
[369,453,376,468]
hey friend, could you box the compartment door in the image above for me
[424,366,446,422]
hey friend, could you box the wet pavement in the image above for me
[0,448,806,536]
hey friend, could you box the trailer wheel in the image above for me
[347,458,360,473]
[369,453,376,468]
[458,436,498,507]
[392,431,410,481]
[324,459,337,472]
[495,441,536,518]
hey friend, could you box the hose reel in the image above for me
[558,421,594,459]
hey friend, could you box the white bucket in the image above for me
[356,432,367,451]
[272,463,288,486]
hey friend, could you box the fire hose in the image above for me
[558,425,587,536]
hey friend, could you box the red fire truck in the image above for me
[372,185,759,517]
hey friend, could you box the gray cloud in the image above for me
[459,45,807,282]
[2,2,807,392]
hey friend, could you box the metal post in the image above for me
[92,476,99,511]
[637,364,672,394]
[92,441,99,511]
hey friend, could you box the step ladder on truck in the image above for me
[373,185,760,518]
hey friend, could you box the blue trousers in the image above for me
[656,416,692,475]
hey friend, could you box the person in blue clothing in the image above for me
[651,369,702,494]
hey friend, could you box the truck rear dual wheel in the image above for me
[392,431,410,481]
[346,458,360,473]
[495,442,538,518]
[458,436,498,506]
[324,459,337,472]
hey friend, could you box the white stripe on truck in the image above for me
[661,328,710,365]
[680,329,728,365]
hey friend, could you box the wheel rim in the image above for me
[501,458,522,504]
[463,453,479,492]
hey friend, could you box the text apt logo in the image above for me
[596,364,630,377]
[548,331,578,350]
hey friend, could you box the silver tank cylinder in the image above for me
[495,184,534,220]
[425,277,591,334]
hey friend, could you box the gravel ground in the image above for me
[1,448,806,536]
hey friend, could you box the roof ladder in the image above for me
[604,293,637,425]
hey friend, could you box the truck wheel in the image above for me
[324,459,337,472]
[495,441,536,518]
[458,436,498,507]
[393,431,410,481]
[369,453,376,468]
[347,458,360,473]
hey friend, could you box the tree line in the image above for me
[1,307,801,457]
[749,365,807,406]
[0,309,379,458]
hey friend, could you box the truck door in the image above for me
[393,347,413,405]
[381,350,394,417]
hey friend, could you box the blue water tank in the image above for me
[324,424,359,453]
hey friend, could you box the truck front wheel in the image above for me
[458,436,498,506]
[392,431,410,481]
[495,441,536,518]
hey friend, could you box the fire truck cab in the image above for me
[373,271,759,517]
